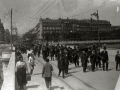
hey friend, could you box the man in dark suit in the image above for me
[101,47,109,71]
[81,51,88,72]
[57,51,65,79]
[90,50,96,72]
[64,50,69,74]
[42,58,53,90]
[73,51,79,67]
[115,51,120,71]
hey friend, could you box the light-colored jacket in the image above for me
[16,61,28,73]
[42,62,53,77]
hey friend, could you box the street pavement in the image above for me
[16,51,120,90]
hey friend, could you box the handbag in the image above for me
[26,73,31,81]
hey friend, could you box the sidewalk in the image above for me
[15,53,120,90]
[16,54,71,90]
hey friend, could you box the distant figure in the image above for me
[101,47,109,71]
[81,51,89,73]
[16,56,28,90]
[90,50,96,72]
[58,51,65,79]
[27,49,33,59]
[28,54,35,75]
[115,51,120,71]
[42,58,53,90]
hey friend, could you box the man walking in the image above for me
[115,51,120,71]
[42,58,53,90]
[57,51,65,79]
[90,50,96,72]
[81,51,89,72]
[101,47,109,71]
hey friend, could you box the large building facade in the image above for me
[38,18,112,41]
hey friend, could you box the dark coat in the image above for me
[81,54,88,64]
[58,59,65,70]
[101,51,108,62]
[115,55,120,62]
[64,53,69,65]
[90,53,96,64]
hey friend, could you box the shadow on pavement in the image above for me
[60,87,64,89]
[69,70,80,74]
[33,73,42,76]
[50,86,61,90]
[65,74,72,78]
[26,85,40,89]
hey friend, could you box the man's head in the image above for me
[117,51,119,55]
[46,58,49,62]
[103,47,106,51]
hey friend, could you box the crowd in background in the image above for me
[14,42,120,90]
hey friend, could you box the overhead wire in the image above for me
[24,0,51,30]
[33,1,61,19]
[32,0,50,18]
[25,0,57,30]
[25,0,119,32]
[70,0,119,18]
[34,0,57,18]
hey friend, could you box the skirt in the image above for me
[16,67,27,86]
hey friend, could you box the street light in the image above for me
[91,10,100,48]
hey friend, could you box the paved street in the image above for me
[16,50,120,90]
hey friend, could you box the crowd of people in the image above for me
[14,43,120,90]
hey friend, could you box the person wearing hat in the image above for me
[73,51,79,67]
[90,50,96,72]
[42,58,53,90]
[64,50,69,74]
[57,51,65,79]
[115,51,120,71]
[81,51,89,72]
[101,47,109,71]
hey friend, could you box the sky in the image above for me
[0,0,120,35]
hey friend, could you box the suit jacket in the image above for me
[81,54,88,64]
[90,53,96,64]
[64,54,69,65]
[42,62,53,77]
[58,59,65,70]
[115,55,120,62]
[101,51,108,62]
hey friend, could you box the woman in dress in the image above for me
[16,56,28,90]
[28,53,35,75]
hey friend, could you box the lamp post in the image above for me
[91,10,100,48]
[11,9,13,50]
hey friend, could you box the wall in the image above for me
[1,52,15,90]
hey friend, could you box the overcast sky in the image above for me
[0,0,120,35]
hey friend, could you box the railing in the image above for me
[47,40,120,45]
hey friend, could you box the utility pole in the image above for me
[91,10,100,48]
[97,10,100,48]
[11,9,13,50]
